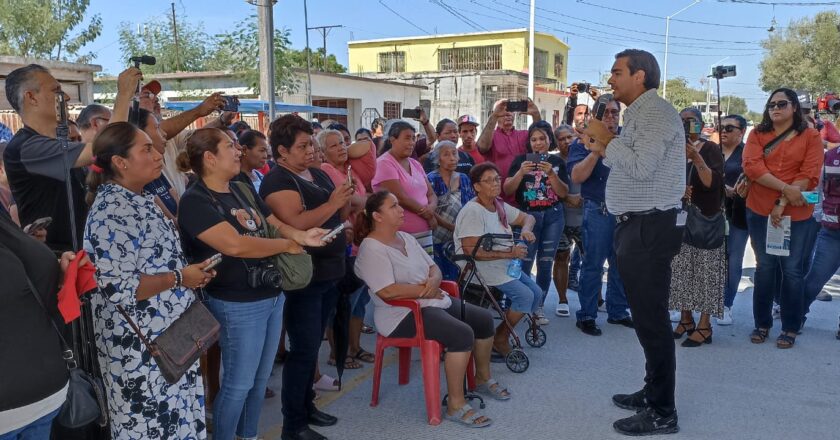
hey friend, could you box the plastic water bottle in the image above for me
[507,258,522,279]
[507,241,525,278]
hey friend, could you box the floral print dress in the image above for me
[83,183,206,440]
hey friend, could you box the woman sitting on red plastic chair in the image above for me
[354,190,511,428]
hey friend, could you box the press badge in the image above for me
[676,210,688,226]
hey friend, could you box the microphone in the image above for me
[130,55,156,67]
[591,93,614,121]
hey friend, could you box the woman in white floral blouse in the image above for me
[83,122,216,440]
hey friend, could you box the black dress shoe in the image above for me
[281,427,327,440]
[613,407,679,436]
[576,319,602,336]
[612,389,647,411]
[607,317,635,328]
[307,408,338,427]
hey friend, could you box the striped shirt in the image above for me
[603,89,685,215]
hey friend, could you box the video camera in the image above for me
[711,65,736,80]
[818,93,840,114]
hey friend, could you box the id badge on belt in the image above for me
[676,210,688,226]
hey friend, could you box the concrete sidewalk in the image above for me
[255,275,840,439]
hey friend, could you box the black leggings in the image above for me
[388,301,495,352]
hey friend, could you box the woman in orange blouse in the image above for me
[742,88,824,349]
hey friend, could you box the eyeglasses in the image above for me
[604,109,620,116]
[721,125,741,133]
[480,176,502,184]
[766,100,790,110]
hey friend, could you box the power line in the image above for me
[717,0,840,5]
[509,0,762,45]
[574,0,784,29]
[379,0,431,34]
[433,0,489,31]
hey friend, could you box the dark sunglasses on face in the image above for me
[721,125,741,133]
[766,100,790,110]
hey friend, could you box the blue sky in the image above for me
[80,0,837,112]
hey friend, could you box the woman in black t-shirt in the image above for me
[259,114,353,440]
[503,122,569,324]
[177,128,327,440]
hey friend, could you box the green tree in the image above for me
[0,0,102,62]
[658,77,707,111]
[117,12,212,73]
[721,96,748,116]
[759,11,840,94]
[287,47,346,74]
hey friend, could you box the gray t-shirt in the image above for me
[355,231,452,336]
[454,200,521,286]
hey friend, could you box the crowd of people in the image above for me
[2,46,840,440]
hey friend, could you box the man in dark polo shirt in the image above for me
[3,64,138,252]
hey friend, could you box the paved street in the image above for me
[256,247,840,440]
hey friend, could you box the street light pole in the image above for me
[662,0,701,100]
[706,56,729,121]
[527,0,535,100]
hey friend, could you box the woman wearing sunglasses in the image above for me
[742,88,824,349]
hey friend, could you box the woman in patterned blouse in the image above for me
[83,122,217,439]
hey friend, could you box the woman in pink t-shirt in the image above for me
[372,121,438,254]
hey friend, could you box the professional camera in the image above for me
[576,82,592,94]
[711,65,736,79]
[247,260,283,289]
[818,93,840,114]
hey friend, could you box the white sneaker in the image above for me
[555,303,570,317]
[535,307,549,325]
[670,311,681,323]
[716,306,733,326]
[772,304,781,320]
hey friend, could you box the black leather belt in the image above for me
[616,208,665,224]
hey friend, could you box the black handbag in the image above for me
[24,276,108,429]
[117,298,220,385]
[683,163,726,250]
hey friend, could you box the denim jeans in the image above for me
[803,227,840,318]
[725,224,750,308]
[578,200,629,321]
[0,408,59,440]
[495,272,542,313]
[350,286,371,319]
[746,209,811,333]
[570,245,582,284]
[521,206,566,302]
[207,294,284,440]
[282,280,340,434]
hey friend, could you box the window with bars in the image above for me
[534,49,548,78]
[383,101,402,119]
[438,45,502,71]
[378,51,406,73]
[554,53,565,78]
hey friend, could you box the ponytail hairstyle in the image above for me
[176,127,228,178]
[381,120,415,154]
[85,122,142,205]
[353,190,392,246]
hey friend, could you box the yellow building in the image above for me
[348,28,568,87]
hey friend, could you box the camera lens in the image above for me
[261,267,283,289]
[578,83,589,93]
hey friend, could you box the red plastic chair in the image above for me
[370,280,476,425]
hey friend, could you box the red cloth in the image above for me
[821,120,840,144]
[259,163,271,176]
[57,250,97,323]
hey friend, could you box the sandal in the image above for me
[327,356,363,369]
[776,332,796,349]
[681,327,712,347]
[353,348,375,363]
[313,374,339,391]
[750,328,769,344]
[361,324,375,334]
[673,320,696,339]
[474,378,511,401]
[444,403,492,428]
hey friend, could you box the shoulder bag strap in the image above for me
[115,304,159,356]
[24,274,77,367]
[763,126,795,157]
[229,182,272,238]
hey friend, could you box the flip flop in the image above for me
[474,378,511,401]
[313,374,340,391]
[361,325,375,334]
[354,348,375,363]
[444,403,492,428]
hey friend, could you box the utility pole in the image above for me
[257,0,276,121]
[307,25,342,71]
[663,0,701,99]
[171,2,180,71]
[304,0,312,106]
[527,0,535,100]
